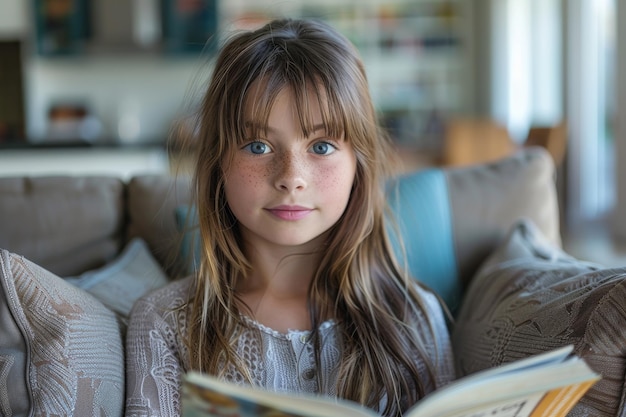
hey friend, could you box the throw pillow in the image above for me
[388,146,560,312]
[452,218,626,416]
[0,249,124,416]
[65,238,169,324]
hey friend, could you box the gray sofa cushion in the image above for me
[452,219,626,416]
[126,174,192,277]
[0,176,125,277]
[0,249,124,416]
[445,146,561,289]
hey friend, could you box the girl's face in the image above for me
[223,85,357,252]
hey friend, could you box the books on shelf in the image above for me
[181,345,599,417]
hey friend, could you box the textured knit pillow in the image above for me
[452,219,626,416]
[0,249,124,416]
[65,238,169,324]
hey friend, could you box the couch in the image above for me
[0,146,624,416]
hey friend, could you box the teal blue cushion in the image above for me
[388,169,459,311]
[175,205,201,274]
[174,168,460,310]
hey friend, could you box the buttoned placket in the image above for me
[288,332,318,392]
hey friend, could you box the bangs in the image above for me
[241,70,347,142]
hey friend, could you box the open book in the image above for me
[181,345,599,417]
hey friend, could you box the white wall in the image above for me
[0,0,27,37]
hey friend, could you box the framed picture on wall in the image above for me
[161,0,218,54]
[33,0,89,56]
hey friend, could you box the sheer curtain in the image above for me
[486,0,616,232]
[486,0,562,141]
[565,0,615,228]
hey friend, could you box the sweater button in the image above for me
[302,369,316,380]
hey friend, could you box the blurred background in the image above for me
[0,0,625,263]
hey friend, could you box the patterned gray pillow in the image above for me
[0,249,124,416]
[452,219,626,416]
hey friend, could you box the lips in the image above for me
[266,205,314,221]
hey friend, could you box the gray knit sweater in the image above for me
[124,276,455,417]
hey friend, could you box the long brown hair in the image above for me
[186,18,439,416]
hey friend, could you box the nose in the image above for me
[274,152,307,192]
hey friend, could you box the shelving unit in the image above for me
[219,0,475,151]
[27,0,474,153]
[32,0,218,56]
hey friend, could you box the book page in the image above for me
[182,372,376,417]
[405,347,599,417]
[417,392,544,417]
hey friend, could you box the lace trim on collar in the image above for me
[240,315,336,340]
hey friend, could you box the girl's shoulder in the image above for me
[412,283,443,312]
[131,275,195,316]
[409,283,451,343]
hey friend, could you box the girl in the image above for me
[125,18,455,417]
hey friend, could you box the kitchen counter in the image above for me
[0,142,170,179]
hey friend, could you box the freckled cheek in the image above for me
[227,160,270,188]
[223,160,272,217]
[313,164,356,198]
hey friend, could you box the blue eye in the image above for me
[243,141,270,155]
[311,141,336,155]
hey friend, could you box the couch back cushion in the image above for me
[389,146,560,312]
[126,174,192,277]
[0,176,125,277]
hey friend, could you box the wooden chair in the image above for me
[523,121,567,166]
[441,118,517,166]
